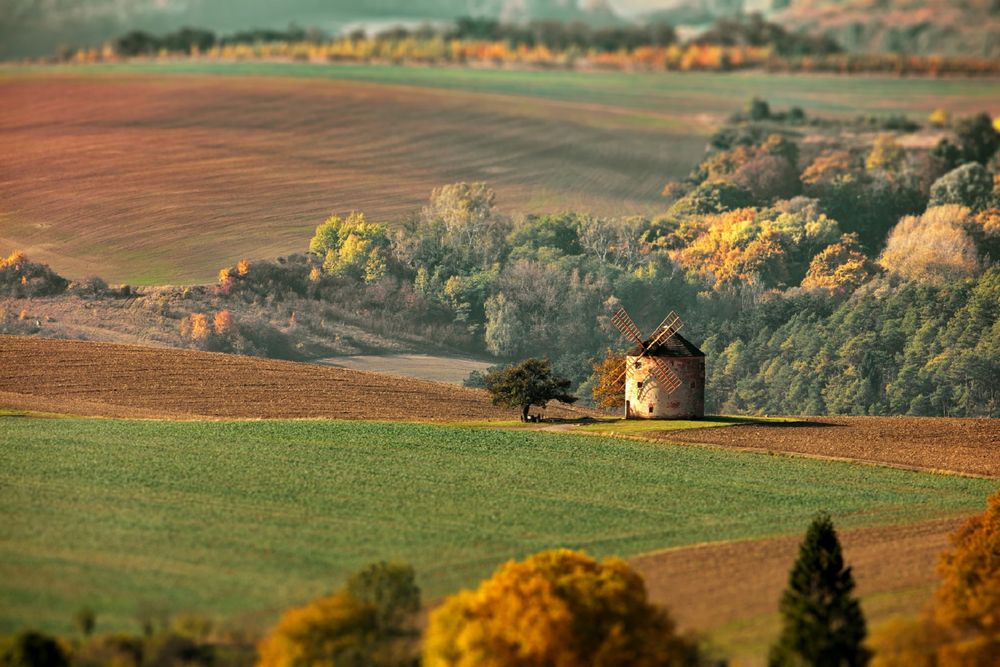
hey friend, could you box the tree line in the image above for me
[67,14,999,76]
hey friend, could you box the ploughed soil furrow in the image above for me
[664,417,999,478]
[0,335,587,421]
[632,516,963,632]
[0,75,703,284]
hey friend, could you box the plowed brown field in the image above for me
[0,73,705,284]
[0,335,584,420]
[665,417,1000,478]
[632,517,965,664]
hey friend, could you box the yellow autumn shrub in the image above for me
[423,549,698,667]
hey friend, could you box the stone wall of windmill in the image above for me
[610,307,706,420]
[624,353,705,419]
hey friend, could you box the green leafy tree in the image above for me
[769,512,870,667]
[484,358,577,421]
[929,162,996,212]
[954,112,1000,165]
[345,562,421,636]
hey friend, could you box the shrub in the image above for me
[0,251,69,298]
[0,630,68,667]
[769,513,869,667]
[423,549,700,667]
[73,634,143,667]
[929,162,996,212]
[345,562,421,635]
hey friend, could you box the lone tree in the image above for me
[484,358,576,421]
[769,512,869,667]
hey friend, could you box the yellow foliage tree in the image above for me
[878,205,980,283]
[423,549,698,667]
[590,349,626,410]
[928,108,950,128]
[865,134,906,173]
[257,591,378,667]
[801,233,878,294]
[237,259,250,277]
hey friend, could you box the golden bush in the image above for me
[424,549,697,667]
[257,592,378,667]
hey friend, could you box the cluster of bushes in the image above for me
[10,490,996,665]
[0,251,68,298]
[0,611,254,667]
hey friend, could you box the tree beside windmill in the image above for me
[610,308,705,419]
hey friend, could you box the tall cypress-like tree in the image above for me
[769,512,870,667]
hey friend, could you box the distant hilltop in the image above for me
[1,0,998,59]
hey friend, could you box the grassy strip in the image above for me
[0,416,991,634]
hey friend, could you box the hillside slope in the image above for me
[0,335,586,420]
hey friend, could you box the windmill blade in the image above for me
[610,307,644,348]
[648,311,683,348]
[649,356,683,394]
[611,359,636,385]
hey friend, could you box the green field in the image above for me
[1,415,992,634]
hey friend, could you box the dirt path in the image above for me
[0,335,587,421]
[664,417,999,478]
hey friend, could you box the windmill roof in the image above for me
[627,331,705,358]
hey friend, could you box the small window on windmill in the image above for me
[633,360,642,369]
[636,381,643,388]
[648,405,654,413]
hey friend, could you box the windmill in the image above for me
[610,307,684,398]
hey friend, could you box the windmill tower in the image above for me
[610,308,705,419]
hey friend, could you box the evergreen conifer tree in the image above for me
[769,512,870,667]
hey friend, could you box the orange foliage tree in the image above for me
[189,314,210,343]
[870,490,1000,666]
[213,310,234,336]
[423,549,699,667]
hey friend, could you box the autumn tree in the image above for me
[869,490,1000,666]
[213,310,235,336]
[801,233,878,294]
[483,358,576,421]
[423,549,700,667]
[590,348,626,410]
[257,592,379,667]
[865,134,905,173]
[257,562,421,667]
[930,488,1000,663]
[879,205,980,283]
[769,512,869,667]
